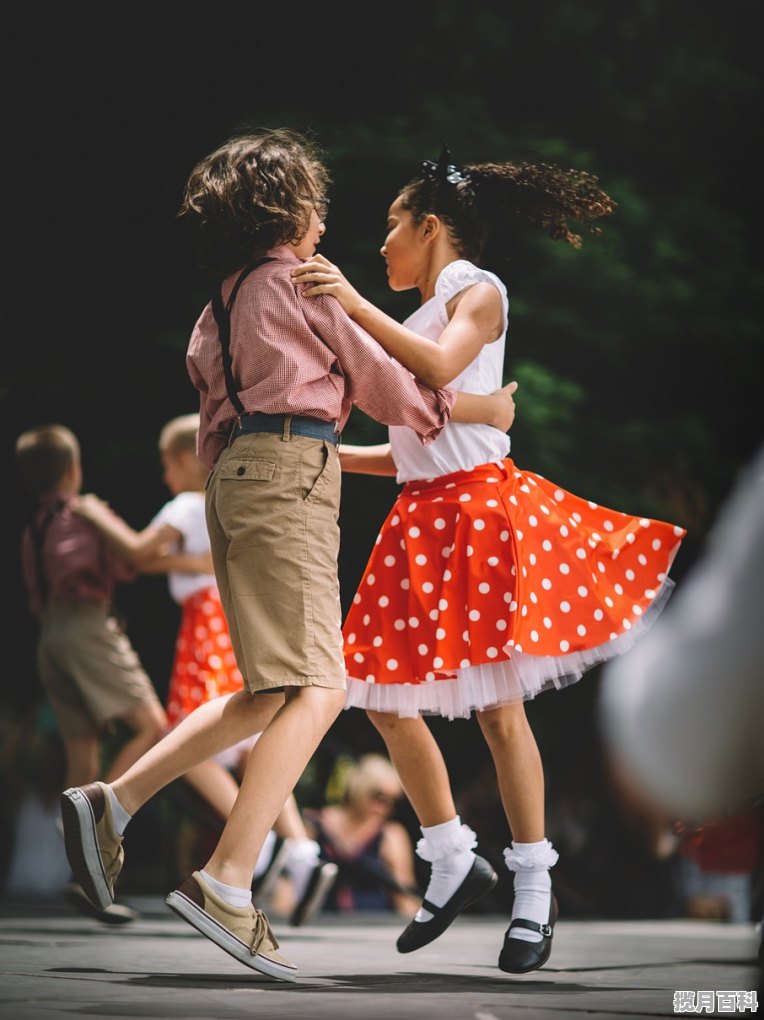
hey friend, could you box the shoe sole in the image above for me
[64,885,138,925]
[60,788,113,911]
[290,862,339,927]
[165,889,299,982]
[498,941,553,974]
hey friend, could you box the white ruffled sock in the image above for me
[106,786,131,837]
[504,839,559,943]
[284,838,322,902]
[199,869,252,909]
[415,817,477,923]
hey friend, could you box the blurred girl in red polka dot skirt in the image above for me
[294,147,686,974]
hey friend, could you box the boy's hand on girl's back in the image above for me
[491,380,518,433]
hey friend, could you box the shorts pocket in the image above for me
[301,442,338,505]
[218,459,276,482]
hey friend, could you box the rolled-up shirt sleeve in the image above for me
[303,292,455,445]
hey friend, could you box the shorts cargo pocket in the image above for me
[218,459,277,482]
[301,442,339,505]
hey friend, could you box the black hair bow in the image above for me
[421,145,469,185]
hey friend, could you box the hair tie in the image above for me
[421,144,470,186]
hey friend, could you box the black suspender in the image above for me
[29,499,66,608]
[210,258,274,422]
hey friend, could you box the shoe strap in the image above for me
[508,917,553,937]
[420,898,442,916]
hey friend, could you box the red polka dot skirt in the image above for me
[343,459,686,720]
[165,585,244,728]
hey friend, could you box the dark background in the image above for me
[2,0,762,916]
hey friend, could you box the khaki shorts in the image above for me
[205,430,346,693]
[37,604,163,740]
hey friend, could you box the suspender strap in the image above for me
[29,499,66,608]
[210,257,274,418]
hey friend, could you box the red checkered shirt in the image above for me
[186,245,456,470]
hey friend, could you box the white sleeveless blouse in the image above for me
[389,260,510,483]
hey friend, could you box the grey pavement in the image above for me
[0,895,760,1020]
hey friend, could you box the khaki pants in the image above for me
[205,430,346,692]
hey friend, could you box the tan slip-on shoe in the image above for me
[166,871,299,982]
[60,782,124,911]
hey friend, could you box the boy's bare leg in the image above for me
[104,700,167,783]
[64,734,101,788]
[203,685,345,890]
[111,690,283,816]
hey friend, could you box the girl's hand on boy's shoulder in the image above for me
[71,493,112,519]
[292,253,363,316]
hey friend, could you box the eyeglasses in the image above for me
[369,789,399,806]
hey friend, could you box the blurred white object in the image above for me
[599,443,764,822]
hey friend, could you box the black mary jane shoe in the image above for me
[498,893,559,974]
[396,855,498,954]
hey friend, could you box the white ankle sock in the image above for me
[504,839,559,944]
[415,817,477,923]
[284,838,322,902]
[199,869,252,908]
[106,786,131,837]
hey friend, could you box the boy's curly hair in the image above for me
[178,128,331,279]
[400,159,616,264]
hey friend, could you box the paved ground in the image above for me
[0,895,760,1020]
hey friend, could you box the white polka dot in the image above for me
[626,532,635,544]
[576,548,586,560]
[543,616,552,629]
[521,605,528,617]
[674,525,684,536]
[487,647,499,658]
[572,512,582,523]
[466,545,474,556]
[391,515,400,526]
[530,630,539,642]
[353,652,364,663]
[509,601,518,612]
[593,608,604,621]
[421,581,434,594]
[375,534,382,545]
[394,619,406,631]
[638,554,647,566]
[521,566,528,578]
[469,609,481,621]
[487,556,499,567]
[587,500,599,509]
[540,504,550,515]
[400,578,410,590]
[365,674,375,683]
[541,578,552,590]
[429,609,439,621]
[478,582,490,594]
[459,493,471,502]
[434,518,446,530]
[433,657,444,668]
[503,592,513,603]
[415,554,427,565]
[528,514,538,527]
[500,530,510,542]
[408,502,417,512]
[605,596,614,608]
[384,555,396,567]
[652,538,662,551]
[516,530,524,541]
[622,619,632,630]
[373,636,382,647]
[363,613,370,625]
[644,588,656,599]
[486,499,499,507]
[529,591,538,604]
[554,489,565,502]
[625,569,635,581]
[559,563,570,575]
[520,484,531,494]
[387,658,398,670]
[639,518,650,528]
[657,572,667,582]
[367,573,376,586]
[378,595,389,607]
[542,540,552,552]
[496,619,508,631]
[614,583,624,595]
[347,633,356,645]
[515,644,523,652]
[408,617,420,628]
[463,630,470,642]
[577,585,588,598]
[529,552,537,565]
[560,601,571,613]
[560,640,570,652]
[441,546,452,558]
[409,526,421,538]
[474,519,486,531]
[509,495,518,506]
[425,671,435,681]
[577,624,587,636]
[418,644,429,655]
[633,605,643,616]
[436,628,446,640]
[460,658,471,668]
[560,524,569,537]
[603,519,614,532]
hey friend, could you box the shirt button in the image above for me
[236,466,245,476]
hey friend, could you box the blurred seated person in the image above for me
[302,753,422,918]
